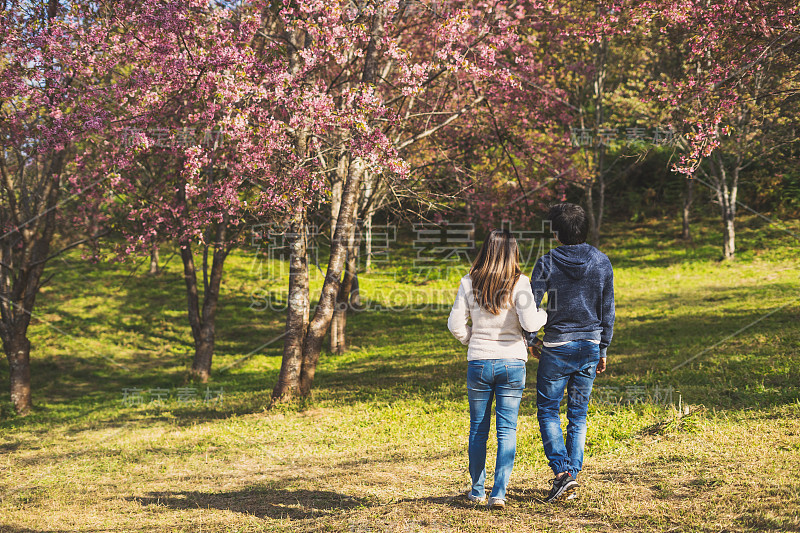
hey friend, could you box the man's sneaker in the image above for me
[487,497,505,510]
[544,473,578,503]
[465,491,486,504]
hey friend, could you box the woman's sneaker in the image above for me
[487,497,505,510]
[544,473,578,503]
[465,491,486,504]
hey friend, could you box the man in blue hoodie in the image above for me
[528,203,615,503]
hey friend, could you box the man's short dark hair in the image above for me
[547,203,588,245]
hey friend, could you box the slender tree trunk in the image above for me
[272,204,310,401]
[722,207,736,259]
[2,267,38,416]
[596,170,605,245]
[682,176,694,240]
[584,181,599,246]
[364,214,373,274]
[331,149,346,236]
[149,243,160,274]
[728,166,739,258]
[325,4,386,359]
[712,152,738,260]
[283,6,383,397]
[362,172,375,274]
[329,306,339,354]
[721,173,738,260]
[588,32,607,248]
[300,158,365,394]
[331,219,360,355]
[350,272,361,308]
[197,225,228,380]
[270,21,313,400]
[180,219,230,382]
[328,153,347,353]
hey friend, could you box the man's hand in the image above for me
[527,346,540,360]
[528,337,543,360]
[596,357,607,373]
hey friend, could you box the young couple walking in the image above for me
[448,202,615,509]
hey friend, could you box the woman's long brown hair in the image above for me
[469,229,521,314]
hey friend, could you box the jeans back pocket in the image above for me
[504,362,526,389]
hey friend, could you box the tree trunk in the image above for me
[584,181,599,246]
[0,2,68,415]
[720,173,737,260]
[180,219,230,382]
[722,208,736,260]
[299,158,365,394]
[588,32,607,248]
[364,214,373,273]
[149,243,160,274]
[682,176,694,241]
[331,163,344,237]
[712,151,738,260]
[5,335,32,416]
[329,305,339,355]
[0,151,65,415]
[596,169,605,246]
[362,170,376,273]
[325,5,386,359]
[350,272,361,308]
[272,205,310,401]
[328,158,345,354]
[331,219,360,355]
[281,6,383,397]
[180,243,204,376]
[328,142,348,354]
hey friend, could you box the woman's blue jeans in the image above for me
[467,358,526,501]
[536,340,600,479]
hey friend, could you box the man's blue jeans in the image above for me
[536,340,600,479]
[467,358,526,501]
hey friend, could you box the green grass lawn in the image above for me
[0,214,799,532]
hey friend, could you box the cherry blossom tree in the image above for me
[0,0,127,414]
[636,0,800,258]
[93,0,309,382]
[267,0,585,399]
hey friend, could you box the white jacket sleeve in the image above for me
[515,277,547,333]
[447,279,472,345]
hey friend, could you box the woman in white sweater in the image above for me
[448,229,547,510]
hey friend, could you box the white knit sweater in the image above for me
[447,274,547,361]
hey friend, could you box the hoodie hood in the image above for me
[549,243,596,280]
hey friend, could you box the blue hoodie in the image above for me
[529,243,615,357]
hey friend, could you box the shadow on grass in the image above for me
[128,487,375,520]
[737,515,800,532]
[505,486,550,504]
[129,486,550,520]
[395,494,502,509]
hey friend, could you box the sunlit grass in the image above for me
[0,214,798,531]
